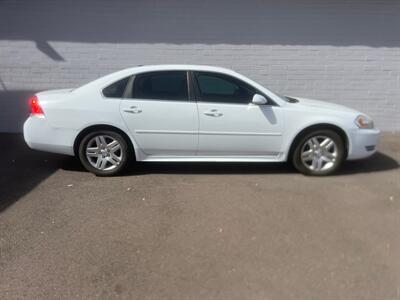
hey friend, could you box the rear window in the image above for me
[132,71,188,101]
[102,77,130,98]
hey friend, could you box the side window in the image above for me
[194,72,257,104]
[102,77,130,98]
[132,71,188,101]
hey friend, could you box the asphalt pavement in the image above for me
[0,133,399,299]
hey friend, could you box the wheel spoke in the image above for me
[107,140,118,148]
[99,136,107,147]
[301,149,314,161]
[87,146,98,152]
[110,153,121,162]
[110,144,121,152]
[95,157,103,169]
[311,157,319,169]
[320,138,331,148]
[311,137,320,148]
[86,147,98,155]
[99,158,108,169]
[317,158,324,170]
[108,156,120,166]
[95,137,102,148]
[321,139,334,150]
[324,151,336,160]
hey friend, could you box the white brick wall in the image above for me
[0,0,399,132]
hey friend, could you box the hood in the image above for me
[291,96,358,114]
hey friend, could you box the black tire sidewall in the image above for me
[78,130,130,176]
[293,130,345,176]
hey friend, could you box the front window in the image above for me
[131,71,188,101]
[194,71,257,104]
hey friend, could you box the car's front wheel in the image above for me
[78,130,131,176]
[292,130,345,176]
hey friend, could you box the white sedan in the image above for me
[24,65,380,176]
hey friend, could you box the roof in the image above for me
[83,64,240,90]
[123,64,237,75]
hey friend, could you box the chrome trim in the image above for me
[135,130,197,135]
[199,131,282,136]
[134,130,282,136]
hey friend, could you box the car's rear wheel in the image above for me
[292,129,345,176]
[78,130,131,176]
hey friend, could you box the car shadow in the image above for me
[127,161,296,175]
[336,152,399,175]
[61,151,399,176]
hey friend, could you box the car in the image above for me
[23,64,380,176]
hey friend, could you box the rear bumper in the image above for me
[347,128,380,160]
[23,115,75,156]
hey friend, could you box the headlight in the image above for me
[355,115,374,129]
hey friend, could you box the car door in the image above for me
[120,71,198,156]
[193,71,283,157]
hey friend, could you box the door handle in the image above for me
[123,106,142,114]
[204,109,223,117]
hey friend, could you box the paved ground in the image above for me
[0,133,399,300]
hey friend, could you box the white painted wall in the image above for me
[0,0,399,132]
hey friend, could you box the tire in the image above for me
[78,130,131,176]
[292,129,345,176]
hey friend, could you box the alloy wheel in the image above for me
[300,135,338,172]
[85,135,123,171]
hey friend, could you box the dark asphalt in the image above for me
[0,133,399,299]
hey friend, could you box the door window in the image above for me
[132,71,188,101]
[194,71,257,104]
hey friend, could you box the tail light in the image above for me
[29,95,44,115]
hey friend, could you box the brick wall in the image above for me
[0,0,399,132]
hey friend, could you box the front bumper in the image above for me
[23,115,76,156]
[347,128,380,160]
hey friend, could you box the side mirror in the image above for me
[252,94,268,105]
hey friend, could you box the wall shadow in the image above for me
[0,90,38,133]
[0,0,399,49]
[0,133,64,213]
[35,40,65,61]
